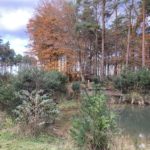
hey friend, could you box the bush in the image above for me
[43,71,68,93]
[14,90,59,135]
[70,94,116,150]
[13,68,68,93]
[114,69,150,93]
[72,81,80,92]
[138,69,150,92]
[0,81,20,112]
[71,81,80,99]
[123,91,144,105]
[0,73,13,83]
[0,68,67,115]
[91,76,100,84]
[13,67,45,92]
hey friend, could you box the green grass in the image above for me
[0,104,78,150]
[1,100,150,150]
[0,131,55,150]
[58,100,79,111]
[0,130,78,150]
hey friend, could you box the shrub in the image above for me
[0,73,13,83]
[123,92,144,105]
[13,68,68,93]
[0,68,67,115]
[72,81,80,92]
[114,69,150,93]
[137,69,150,92]
[13,90,59,135]
[71,94,116,150]
[91,76,100,84]
[43,71,68,93]
[13,67,45,92]
[0,81,19,112]
[71,81,81,99]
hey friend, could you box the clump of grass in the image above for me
[0,130,78,150]
[58,100,79,111]
[112,134,150,150]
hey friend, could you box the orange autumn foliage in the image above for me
[27,0,77,73]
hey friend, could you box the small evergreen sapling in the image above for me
[14,90,59,135]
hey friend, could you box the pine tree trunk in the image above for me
[115,0,118,75]
[101,0,106,78]
[126,7,132,68]
[79,49,85,82]
[142,0,146,67]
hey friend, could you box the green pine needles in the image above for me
[14,90,59,135]
[71,94,116,150]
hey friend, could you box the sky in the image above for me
[0,0,39,55]
[1,0,150,56]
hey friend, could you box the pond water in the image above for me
[117,105,150,138]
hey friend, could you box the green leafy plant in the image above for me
[114,69,150,94]
[14,90,59,135]
[71,94,116,150]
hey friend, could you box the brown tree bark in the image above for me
[126,5,132,68]
[142,0,146,67]
[101,0,106,78]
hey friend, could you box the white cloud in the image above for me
[10,38,29,55]
[0,8,33,31]
[0,0,38,3]
[3,35,29,55]
[0,0,39,54]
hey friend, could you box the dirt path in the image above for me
[53,109,77,137]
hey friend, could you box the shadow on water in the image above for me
[117,105,150,138]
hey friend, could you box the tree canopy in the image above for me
[27,0,150,80]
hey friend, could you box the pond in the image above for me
[110,105,150,150]
[117,105,150,138]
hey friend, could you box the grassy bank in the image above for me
[1,130,150,150]
[0,130,78,150]
[0,100,79,150]
[1,100,150,150]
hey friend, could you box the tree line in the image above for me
[0,38,36,74]
[27,0,150,81]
